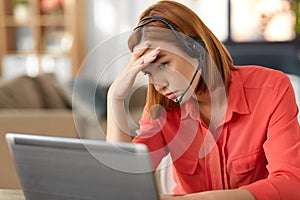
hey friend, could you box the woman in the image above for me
[107,0,300,199]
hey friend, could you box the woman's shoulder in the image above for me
[233,65,290,88]
[235,65,286,76]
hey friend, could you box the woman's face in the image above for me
[140,41,200,103]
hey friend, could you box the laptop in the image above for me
[6,133,160,200]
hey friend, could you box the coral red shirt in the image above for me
[133,66,300,200]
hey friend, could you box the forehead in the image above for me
[134,39,186,58]
[135,27,185,50]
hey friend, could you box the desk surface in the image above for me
[0,189,25,200]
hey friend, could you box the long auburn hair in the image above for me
[128,0,235,118]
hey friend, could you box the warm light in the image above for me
[231,0,295,42]
[264,11,296,41]
[94,0,117,36]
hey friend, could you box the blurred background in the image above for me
[1,0,300,83]
[0,0,300,189]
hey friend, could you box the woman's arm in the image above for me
[106,42,160,142]
[106,95,132,142]
[161,189,255,200]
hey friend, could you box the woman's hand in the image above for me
[106,41,160,142]
[108,42,160,100]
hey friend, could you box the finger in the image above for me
[126,47,160,74]
[139,47,160,66]
[132,41,150,58]
[126,46,160,74]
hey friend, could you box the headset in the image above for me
[134,16,206,59]
[134,16,206,104]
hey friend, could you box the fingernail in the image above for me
[138,58,144,65]
[143,41,150,46]
[152,47,160,57]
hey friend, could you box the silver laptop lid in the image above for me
[6,133,160,200]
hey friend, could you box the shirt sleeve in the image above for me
[241,73,300,200]
[132,107,168,169]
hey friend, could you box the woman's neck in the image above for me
[196,85,229,130]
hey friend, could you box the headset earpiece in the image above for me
[183,37,206,58]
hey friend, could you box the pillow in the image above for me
[53,82,73,109]
[33,73,68,109]
[0,75,43,108]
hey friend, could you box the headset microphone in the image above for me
[175,54,205,104]
[174,71,196,104]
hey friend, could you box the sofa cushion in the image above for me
[33,73,68,109]
[0,76,43,108]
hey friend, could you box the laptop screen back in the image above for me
[6,133,160,200]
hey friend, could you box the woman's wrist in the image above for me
[107,86,126,102]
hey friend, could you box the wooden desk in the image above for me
[0,189,25,200]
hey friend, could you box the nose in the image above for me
[153,83,167,93]
[149,75,168,92]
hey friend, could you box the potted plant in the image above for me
[291,0,300,36]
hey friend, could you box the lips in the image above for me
[164,91,177,100]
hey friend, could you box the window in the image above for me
[182,0,297,42]
[180,0,229,42]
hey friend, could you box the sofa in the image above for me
[0,73,107,189]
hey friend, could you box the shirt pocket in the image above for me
[173,156,198,175]
[172,156,202,193]
[231,148,268,187]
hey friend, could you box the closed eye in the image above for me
[158,63,167,70]
[142,70,151,76]
[141,62,167,76]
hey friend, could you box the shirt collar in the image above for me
[180,98,200,120]
[178,69,250,121]
[227,69,251,115]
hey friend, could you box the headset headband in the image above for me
[133,16,206,58]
